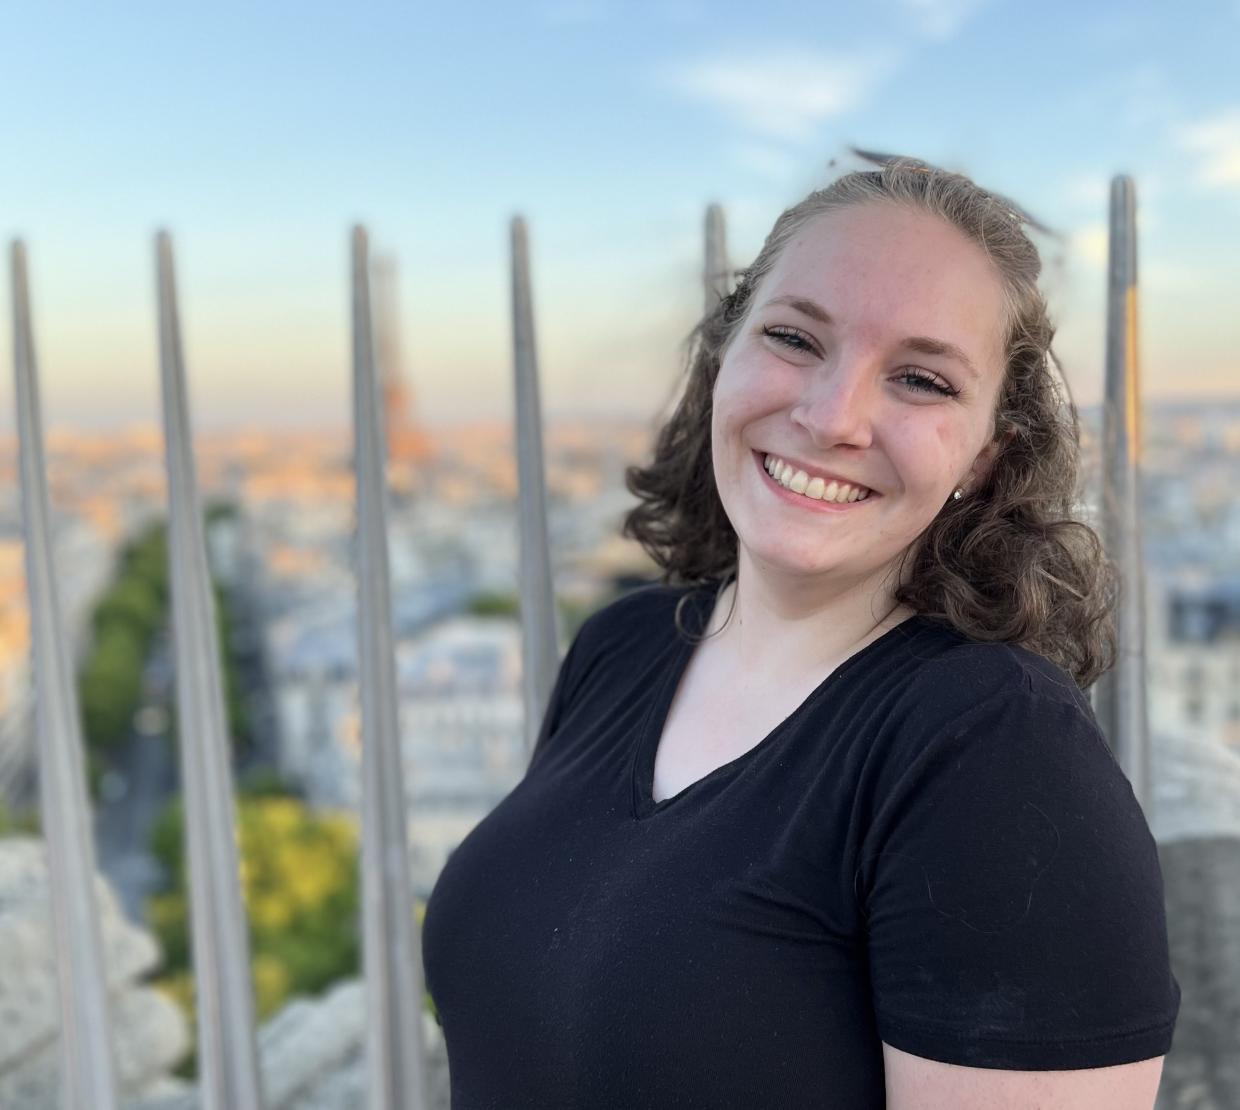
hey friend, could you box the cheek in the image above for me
[709,377,729,446]
[711,371,756,503]
[887,412,970,491]
[714,354,783,429]
[713,357,741,403]
[930,415,962,451]
[710,368,747,441]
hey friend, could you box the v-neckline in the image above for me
[630,584,926,821]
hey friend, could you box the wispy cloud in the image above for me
[1178,107,1240,189]
[658,47,900,144]
[894,0,989,40]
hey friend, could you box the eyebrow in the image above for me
[763,294,982,381]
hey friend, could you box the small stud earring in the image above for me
[952,488,964,501]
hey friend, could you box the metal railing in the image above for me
[12,239,120,1110]
[6,177,1147,1106]
[156,231,265,1108]
[349,226,429,1110]
[1094,175,1151,807]
[510,216,561,754]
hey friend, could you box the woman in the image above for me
[421,158,1181,1108]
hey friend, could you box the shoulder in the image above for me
[532,581,698,760]
[907,612,1091,709]
[858,619,1128,861]
[571,578,709,661]
[856,627,1159,950]
[891,616,1095,725]
[546,579,702,709]
[579,578,690,626]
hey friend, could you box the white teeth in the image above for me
[762,453,871,504]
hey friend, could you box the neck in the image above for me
[705,550,916,684]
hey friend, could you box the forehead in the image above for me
[759,202,1009,377]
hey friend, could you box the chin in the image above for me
[748,542,851,577]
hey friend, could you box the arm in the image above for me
[884,1042,1166,1109]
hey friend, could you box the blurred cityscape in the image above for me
[4,394,1240,830]
[0,389,1238,1105]
[0,409,660,878]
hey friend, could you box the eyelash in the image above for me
[761,325,961,398]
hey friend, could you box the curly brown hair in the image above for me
[622,157,1116,688]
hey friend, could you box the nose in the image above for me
[789,356,876,451]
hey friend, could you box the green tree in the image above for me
[213,583,251,751]
[77,512,255,778]
[120,528,169,601]
[148,789,362,1056]
[468,590,521,618]
[0,801,40,837]
[78,521,169,760]
[79,624,145,750]
[91,577,162,643]
[146,784,441,1075]
[204,500,239,529]
[468,589,602,641]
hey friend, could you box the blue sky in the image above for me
[2,0,1237,429]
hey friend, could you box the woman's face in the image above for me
[711,201,1009,592]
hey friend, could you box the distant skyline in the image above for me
[1,1,1238,432]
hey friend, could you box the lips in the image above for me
[756,449,875,497]
[752,449,878,510]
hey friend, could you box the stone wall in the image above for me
[0,836,450,1109]
[0,837,188,1107]
[1150,730,1240,1110]
[136,982,449,1110]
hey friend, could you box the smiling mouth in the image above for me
[755,450,877,505]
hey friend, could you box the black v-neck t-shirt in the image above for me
[421,580,1180,1108]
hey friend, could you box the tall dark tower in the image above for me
[372,254,432,466]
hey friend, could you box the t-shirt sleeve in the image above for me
[856,684,1181,1071]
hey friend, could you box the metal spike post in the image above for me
[372,253,403,394]
[11,242,120,1110]
[509,216,561,756]
[155,231,264,1109]
[372,253,407,463]
[350,226,429,1110]
[1093,177,1151,810]
[703,203,729,313]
